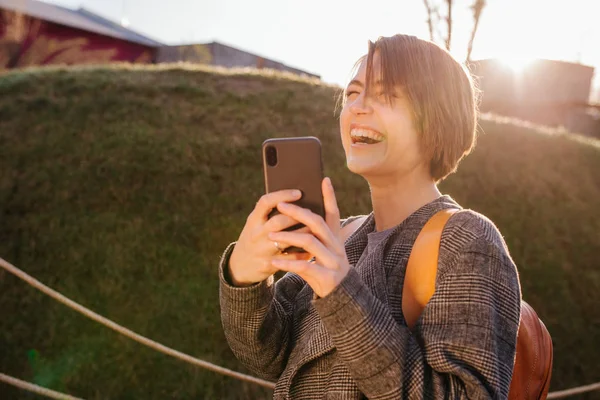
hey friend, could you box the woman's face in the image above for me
[339,52,426,181]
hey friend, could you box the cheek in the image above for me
[339,106,351,141]
[339,105,350,129]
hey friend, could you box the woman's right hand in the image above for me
[228,189,309,287]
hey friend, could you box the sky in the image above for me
[40,0,600,94]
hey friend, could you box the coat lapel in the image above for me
[284,214,376,384]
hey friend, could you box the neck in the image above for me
[366,166,442,232]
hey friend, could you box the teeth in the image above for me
[350,128,384,143]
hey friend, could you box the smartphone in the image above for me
[262,136,325,253]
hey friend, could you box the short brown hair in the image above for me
[346,34,479,182]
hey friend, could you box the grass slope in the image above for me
[0,64,599,399]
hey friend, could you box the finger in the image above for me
[322,177,341,237]
[272,252,314,262]
[270,258,323,277]
[263,238,285,256]
[250,190,302,223]
[272,252,310,261]
[263,213,304,233]
[261,225,312,257]
[267,231,338,269]
[275,202,339,251]
[292,251,315,261]
[293,226,313,235]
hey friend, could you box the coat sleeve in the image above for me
[219,241,306,381]
[312,219,521,399]
[218,215,378,381]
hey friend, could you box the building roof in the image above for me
[157,41,321,79]
[473,58,594,74]
[0,0,163,47]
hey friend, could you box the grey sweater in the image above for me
[219,195,521,399]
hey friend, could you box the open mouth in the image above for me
[350,128,384,145]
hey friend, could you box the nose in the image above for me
[349,92,373,115]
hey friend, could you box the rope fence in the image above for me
[1,256,598,399]
[0,257,275,391]
[547,382,600,399]
[0,373,84,400]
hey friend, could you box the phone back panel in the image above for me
[262,137,325,222]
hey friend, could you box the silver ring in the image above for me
[273,241,284,253]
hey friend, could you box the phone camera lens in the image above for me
[265,146,278,167]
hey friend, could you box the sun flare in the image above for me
[499,56,535,72]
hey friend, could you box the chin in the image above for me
[346,159,379,176]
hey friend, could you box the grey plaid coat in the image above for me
[219,195,521,399]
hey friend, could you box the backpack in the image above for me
[403,208,553,400]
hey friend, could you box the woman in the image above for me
[219,34,521,399]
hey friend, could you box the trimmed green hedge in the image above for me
[0,65,598,399]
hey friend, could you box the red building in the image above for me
[0,0,162,68]
[0,0,319,79]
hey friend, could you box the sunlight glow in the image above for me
[499,56,535,72]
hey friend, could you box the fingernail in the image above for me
[292,190,302,197]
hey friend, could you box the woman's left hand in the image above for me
[268,177,351,298]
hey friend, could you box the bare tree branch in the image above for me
[445,0,453,50]
[423,0,435,42]
[466,0,486,62]
[432,6,444,44]
[422,0,486,61]
[423,0,453,51]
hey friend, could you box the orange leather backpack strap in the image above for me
[402,208,554,399]
[402,208,459,329]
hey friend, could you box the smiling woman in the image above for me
[340,36,477,190]
[218,34,522,399]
